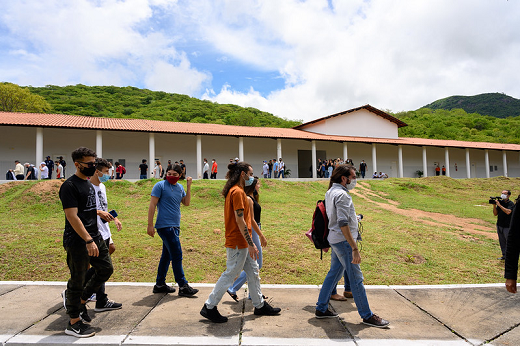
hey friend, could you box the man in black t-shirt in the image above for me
[59,147,114,338]
[139,159,148,179]
[494,190,515,260]
[45,156,54,179]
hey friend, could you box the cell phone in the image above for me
[101,209,118,223]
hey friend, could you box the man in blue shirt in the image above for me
[147,164,198,297]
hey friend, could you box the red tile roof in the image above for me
[293,104,408,129]
[1,111,519,151]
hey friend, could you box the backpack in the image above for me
[122,166,126,174]
[61,160,66,167]
[305,199,330,259]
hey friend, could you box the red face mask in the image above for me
[166,176,180,185]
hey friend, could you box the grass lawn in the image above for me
[0,176,518,285]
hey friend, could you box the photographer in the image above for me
[493,190,514,260]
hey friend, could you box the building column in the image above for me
[422,146,428,178]
[197,135,202,179]
[148,133,155,179]
[238,137,244,162]
[484,150,490,178]
[277,139,282,160]
[96,130,103,158]
[312,140,317,179]
[36,127,43,169]
[465,148,471,178]
[398,145,404,178]
[372,143,377,174]
[343,142,348,161]
[444,147,450,177]
[503,151,508,177]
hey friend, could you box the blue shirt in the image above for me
[151,180,186,229]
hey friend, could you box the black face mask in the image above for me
[80,166,97,177]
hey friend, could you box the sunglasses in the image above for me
[77,161,96,168]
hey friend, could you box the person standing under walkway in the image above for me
[211,159,218,179]
[59,147,113,338]
[200,162,281,323]
[494,190,514,260]
[203,158,209,179]
[315,164,389,328]
[45,156,54,179]
[278,158,285,178]
[147,165,199,297]
[139,159,148,179]
[359,160,367,179]
[13,160,24,180]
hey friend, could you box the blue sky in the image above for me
[1,0,520,121]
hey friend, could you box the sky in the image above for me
[1,0,519,122]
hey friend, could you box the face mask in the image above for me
[99,173,110,183]
[245,175,255,187]
[80,165,96,177]
[346,178,357,190]
[166,176,180,185]
[501,194,508,200]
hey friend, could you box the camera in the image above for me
[489,196,502,204]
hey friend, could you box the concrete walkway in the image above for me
[1,282,519,346]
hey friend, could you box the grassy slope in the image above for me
[0,177,518,285]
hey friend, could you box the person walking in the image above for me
[153,160,163,179]
[227,176,268,301]
[147,165,199,297]
[13,160,24,180]
[59,147,114,338]
[315,164,389,328]
[262,161,269,178]
[45,156,54,179]
[505,194,520,293]
[359,160,367,179]
[211,159,218,179]
[84,158,123,312]
[203,158,209,179]
[39,162,49,179]
[200,162,281,323]
[278,158,285,179]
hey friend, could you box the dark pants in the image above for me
[498,225,510,257]
[156,227,188,287]
[361,171,365,178]
[15,174,24,180]
[65,237,113,318]
[210,172,217,179]
[203,172,209,179]
[84,238,111,304]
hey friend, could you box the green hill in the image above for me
[26,84,301,128]
[422,93,520,118]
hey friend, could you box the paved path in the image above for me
[1,282,519,345]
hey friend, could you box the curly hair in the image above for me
[222,162,252,197]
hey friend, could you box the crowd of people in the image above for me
[9,145,519,338]
[6,156,67,180]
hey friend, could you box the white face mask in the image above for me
[346,178,357,190]
[501,194,508,200]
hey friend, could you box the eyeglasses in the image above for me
[76,161,96,168]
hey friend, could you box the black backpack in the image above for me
[307,199,330,259]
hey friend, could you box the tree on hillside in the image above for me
[0,83,51,113]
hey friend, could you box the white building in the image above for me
[1,105,519,179]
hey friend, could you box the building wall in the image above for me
[1,125,519,179]
[299,109,399,139]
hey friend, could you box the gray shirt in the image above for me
[325,183,358,245]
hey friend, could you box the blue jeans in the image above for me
[140,174,147,179]
[316,241,373,320]
[156,227,188,287]
[205,246,263,309]
[228,228,263,294]
[279,170,284,178]
[331,270,351,295]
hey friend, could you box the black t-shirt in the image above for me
[59,174,100,247]
[139,163,148,175]
[497,199,515,228]
[248,195,261,224]
[360,162,367,172]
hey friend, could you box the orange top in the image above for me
[224,185,252,249]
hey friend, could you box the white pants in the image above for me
[205,247,264,309]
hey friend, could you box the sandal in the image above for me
[227,290,239,302]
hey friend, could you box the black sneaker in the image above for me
[153,284,176,293]
[95,298,122,312]
[200,304,228,323]
[254,301,281,316]
[61,289,67,310]
[315,308,338,319]
[362,314,390,328]
[178,283,199,297]
[79,304,91,323]
[65,320,95,338]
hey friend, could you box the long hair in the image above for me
[222,162,252,197]
[328,164,355,190]
[244,176,259,203]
